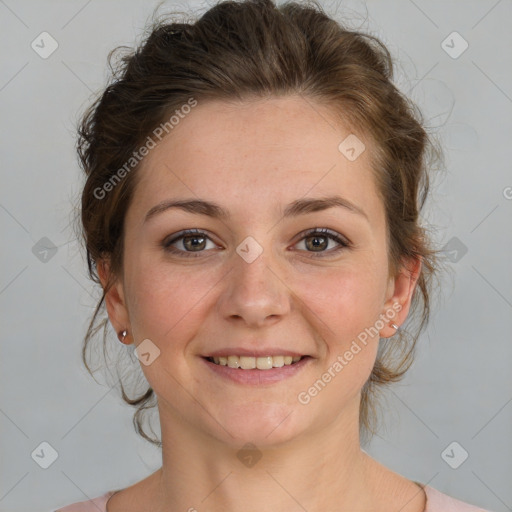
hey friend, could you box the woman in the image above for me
[56,0,490,510]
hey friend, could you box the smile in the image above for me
[206,355,304,370]
[202,354,312,385]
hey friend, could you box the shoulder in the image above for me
[53,484,492,512]
[54,491,117,512]
[423,485,492,512]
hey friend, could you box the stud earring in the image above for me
[117,329,129,344]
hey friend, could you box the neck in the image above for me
[154,397,380,511]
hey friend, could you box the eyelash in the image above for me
[162,228,351,258]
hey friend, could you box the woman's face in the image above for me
[105,95,417,447]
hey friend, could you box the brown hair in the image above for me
[75,0,445,447]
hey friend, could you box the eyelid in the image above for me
[295,227,351,246]
[290,227,351,258]
[162,227,351,256]
[162,229,220,253]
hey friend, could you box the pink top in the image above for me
[54,484,492,511]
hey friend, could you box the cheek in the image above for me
[292,262,387,343]
[123,260,222,394]
[291,262,387,397]
[124,255,220,347]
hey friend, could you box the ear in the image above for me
[97,258,131,343]
[379,255,422,338]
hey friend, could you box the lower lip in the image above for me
[201,356,312,385]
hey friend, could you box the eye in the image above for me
[293,228,350,257]
[162,229,218,257]
[161,227,351,258]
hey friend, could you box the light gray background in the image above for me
[1,0,511,511]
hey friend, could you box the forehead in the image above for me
[130,95,383,225]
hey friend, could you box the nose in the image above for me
[216,248,291,328]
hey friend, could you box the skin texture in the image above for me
[99,95,425,511]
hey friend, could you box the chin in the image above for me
[210,401,304,447]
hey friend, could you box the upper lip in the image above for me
[203,348,308,358]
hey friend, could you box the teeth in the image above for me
[271,355,284,368]
[227,356,240,368]
[209,355,303,370]
[256,356,273,370]
[240,356,256,369]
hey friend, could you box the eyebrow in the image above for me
[144,195,369,223]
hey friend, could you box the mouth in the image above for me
[201,354,312,385]
[204,355,308,370]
